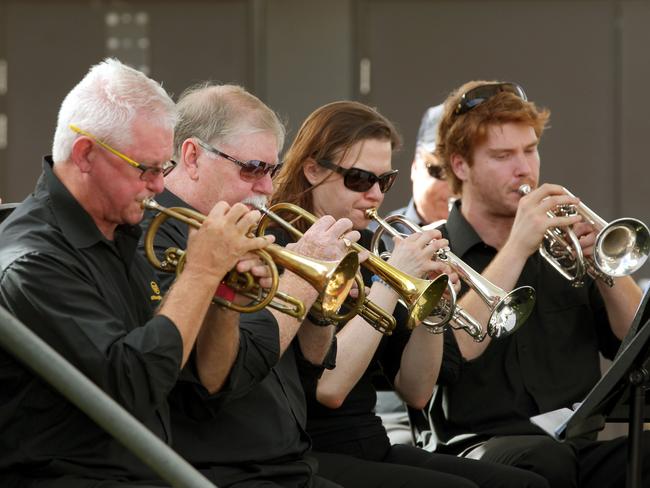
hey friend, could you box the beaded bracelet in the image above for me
[371,274,391,289]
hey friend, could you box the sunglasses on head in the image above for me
[455,82,527,116]
[197,139,282,182]
[317,159,398,193]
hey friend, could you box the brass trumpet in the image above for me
[255,203,448,335]
[367,210,535,341]
[518,184,650,287]
[141,198,359,319]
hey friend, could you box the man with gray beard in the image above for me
[139,83,358,487]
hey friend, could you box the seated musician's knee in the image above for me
[518,438,577,488]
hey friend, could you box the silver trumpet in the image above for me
[367,209,536,341]
[518,184,650,287]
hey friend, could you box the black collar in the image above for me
[155,188,195,211]
[41,156,141,249]
[445,199,489,257]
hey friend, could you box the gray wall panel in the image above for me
[265,0,352,143]
[148,0,251,100]
[4,1,105,202]
[356,0,616,217]
[621,1,650,230]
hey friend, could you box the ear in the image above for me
[180,139,200,180]
[69,137,94,173]
[303,158,326,186]
[450,153,469,182]
[410,157,422,182]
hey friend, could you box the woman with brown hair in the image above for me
[271,101,548,488]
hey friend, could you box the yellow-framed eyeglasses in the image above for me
[69,124,176,181]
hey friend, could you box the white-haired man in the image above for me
[0,60,268,487]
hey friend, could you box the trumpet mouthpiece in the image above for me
[364,208,379,219]
[518,184,531,195]
[140,197,158,210]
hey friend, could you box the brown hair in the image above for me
[272,100,401,231]
[435,80,550,194]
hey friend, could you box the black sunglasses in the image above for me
[455,82,527,116]
[317,159,398,193]
[197,139,282,182]
[426,162,445,180]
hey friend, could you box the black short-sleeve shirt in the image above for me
[0,158,183,483]
[431,200,620,448]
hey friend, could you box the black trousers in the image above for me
[461,433,650,488]
[314,444,549,488]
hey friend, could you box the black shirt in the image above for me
[431,200,620,448]
[274,228,412,461]
[0,158,183,485]
[140,189,325,488]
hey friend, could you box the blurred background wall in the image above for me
[0,0,648,279]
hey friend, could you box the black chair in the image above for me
[0,203,18,224]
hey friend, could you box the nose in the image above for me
[365,181,384,204]
[513,151,534,178]
[147,172,165,195]
[254,172,275,197]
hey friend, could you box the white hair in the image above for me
[52,58,177,162]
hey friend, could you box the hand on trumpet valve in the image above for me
[185,201,272,279]
[286,215,361,262]
[512,183,582,256]
[386,228,447,280]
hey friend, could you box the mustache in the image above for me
[241,195,268,208]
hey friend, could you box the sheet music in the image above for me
[530,402,582,440]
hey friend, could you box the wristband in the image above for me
[306,311,336,327]
[214,282,236,302]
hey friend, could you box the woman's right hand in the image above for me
[387,229,457,283]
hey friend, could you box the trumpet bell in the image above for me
[488,286,535,338]
[319,252,360,315]
[594,218,650,278]
[404,274,449,330]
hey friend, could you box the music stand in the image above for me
[530,286,650,488]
